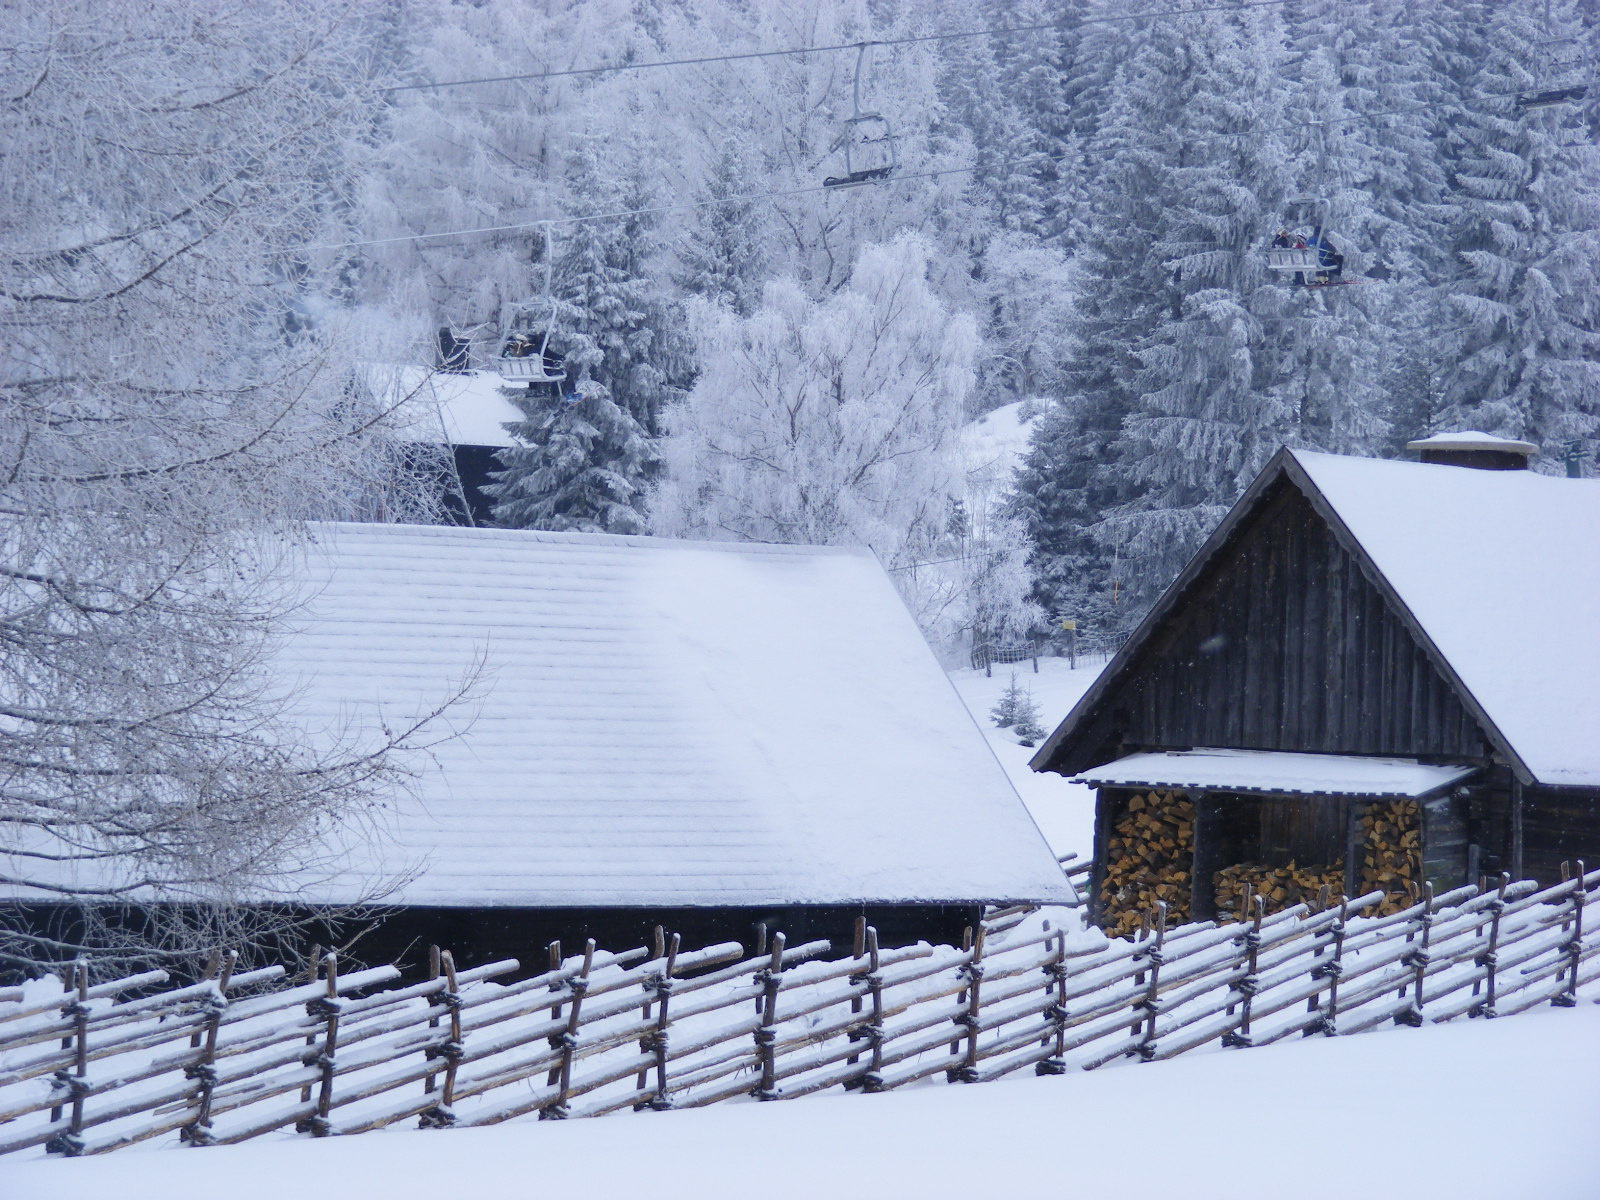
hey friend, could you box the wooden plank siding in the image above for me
[1056,480,1493,774]
[1524,788,1600,883]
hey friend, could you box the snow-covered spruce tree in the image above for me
[0,1,441,977]
[488,384,655,534]
[490,135,687,534]
[552,134,688,441]
[651,235,1027,659]
[677,137,771,316]
[1431,0,1600,458]
[1015,8,1302,625]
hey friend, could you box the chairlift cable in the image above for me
[380,0,1294,96]
[315,95,1529,254]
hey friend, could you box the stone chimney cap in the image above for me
[1406,431,1539,456]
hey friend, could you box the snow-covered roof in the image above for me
[374,365,525,449]
[1070,749,1477,798]
[270,523,1072,908]
[1404,431,1539,455]
[1291,451,1600,788]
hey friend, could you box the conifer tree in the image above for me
[490,383,655,534]
[1432,0,1600,457]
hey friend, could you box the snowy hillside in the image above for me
[960,400,1038,515]
[949,656,1101,858]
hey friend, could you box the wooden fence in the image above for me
[2,863,1595,1159]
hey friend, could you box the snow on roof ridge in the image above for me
[1405,430,1539,453]
[304,520,878,560]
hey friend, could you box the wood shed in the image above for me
[1031,437,1600,936]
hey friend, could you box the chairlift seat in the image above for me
[1267,247,1323,272]
[497,354,566,386]
[1516,84,1588,111]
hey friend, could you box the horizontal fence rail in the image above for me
[2,864,1596,1158]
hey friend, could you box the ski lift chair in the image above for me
[822,43,900,189]
[823,114,899,188]
[1266,197,1344,285]
[1516,37,1590,112]
[496,299,567,393]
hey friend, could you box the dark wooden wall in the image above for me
[0,902,985,985]
[1524,787,1600,883]
[1053,479,1493,774]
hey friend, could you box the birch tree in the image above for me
[651,234,1034,657]
[0,1,438,976]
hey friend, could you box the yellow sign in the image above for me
[1061,619,1077,631]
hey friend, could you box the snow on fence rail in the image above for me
[2,865,1596,1158]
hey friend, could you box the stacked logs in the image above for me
[1213,861,1344,922]
[1099,790,1194,937]
[1360,799,1423,916]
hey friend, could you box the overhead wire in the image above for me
[328,0,1595,253]
[314,96,1543,253]
[380,0,1294,95]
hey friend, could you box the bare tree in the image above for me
[0,1,445,977]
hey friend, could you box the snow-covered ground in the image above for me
[15,1003,1596,1200]
[948,655,1104,859]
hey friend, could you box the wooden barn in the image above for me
[2,524,1072,973]
[385,365,526,526]
[1031,436,1600,936]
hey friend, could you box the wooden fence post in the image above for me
[1395,883,1435,1026]
[1135,901,1169,1060]
[541,940,594,1120]
[949,924,987,1083]
[635,926,667,1093]
[848,927,886,1092]
[181,949,237,1146]
[298,943,321,1104]
[846,916,867,1073]
[297,953,342,1137]
[1310,897,1350,1036]
[45,960,91,1156]
[424,945,442,1097]
[1037,929,1070,1075]
[1223,896,1264,1048]
[1128,909,1152,1038]
[950,925,974,1059]
[545,940,564,1086]
[751,933,786,1101]
[1471,874,1510,1018]
[639,933,680,1111]
[419,951,464,1128]
[1553,859,1586,1008]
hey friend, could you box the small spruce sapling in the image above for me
[992,672,1047,745]
[990,671,1025,728]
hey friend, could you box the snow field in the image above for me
[948,655,1105,856]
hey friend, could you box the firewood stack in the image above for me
[1099,790,1194,937]
[1359,799,1423,916]
[1213,861,1344,922]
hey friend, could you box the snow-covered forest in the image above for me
[342,0,1599,635]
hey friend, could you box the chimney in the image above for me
[1405,431,1538,471]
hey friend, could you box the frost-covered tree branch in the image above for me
[0,0,448,978]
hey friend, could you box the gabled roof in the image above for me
[1033,449,1600,789]
[267,523,1071,908]
[374,365,524,449]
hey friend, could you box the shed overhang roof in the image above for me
[1069,749,1479,799]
